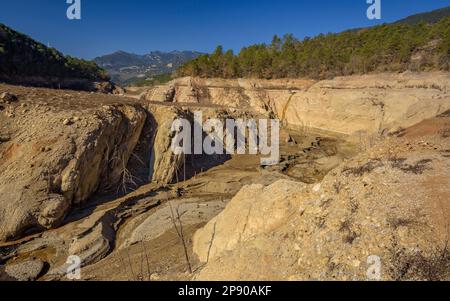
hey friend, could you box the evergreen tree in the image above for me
[176,17,450,79]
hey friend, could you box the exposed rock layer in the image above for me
[145,73,450,136]
[0,85,147,242]
[193,114,450,280]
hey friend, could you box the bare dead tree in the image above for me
[117,251,135,281]
[138,247,145,281]
[141,241,151,281]
[206,222,217,263]
[168,201,192,274]
[117,156,139,194]
[126,250,137,281]
[131,152,146,167]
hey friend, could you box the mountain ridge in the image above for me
[176,7,450,80]
[395,6,450,25]
[94,50,203,86]
[0,23,112,91]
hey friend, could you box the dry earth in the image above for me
[0,71,449,281]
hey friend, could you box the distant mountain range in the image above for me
[93,50,203,85]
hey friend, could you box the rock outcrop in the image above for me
[0,85,147,242]
[147,104,259,184]
[0,83,265,243]
[193,180,307,263]
[144,72,450,137]
[1,71,449,280]
[146,105,191,184]
[3,259,44,281]
[193,114,450,280]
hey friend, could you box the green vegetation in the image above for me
[395,6,450,25]
[177,17,450,80]
[0,23,109,81]
[123,73,173,87]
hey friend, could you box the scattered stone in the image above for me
[312,183,321,193]
[63,118,72,126]
[5,260,44,281]
[0,134,11,143]
[0,92,18,104]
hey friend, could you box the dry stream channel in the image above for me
[0,126,357,281]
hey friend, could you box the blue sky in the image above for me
[0,0,448,59]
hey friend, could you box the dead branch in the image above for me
[141,241,151,281]
[169,201,193,274]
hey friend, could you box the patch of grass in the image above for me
[350,199,359,214]
[441,150,450,158]
[339,219,359,245]
[333,181,341,194]
[343,159,383,177]
[124,73,173,87]
[439,128,450,138]
[388,239,450,281]
[390,158,433,174]
[315,215,327,228]
[343,231,359,245]
[339,219,352,232]
[387,217,416,229]
[437,110,450,118]
[389,128,407,138]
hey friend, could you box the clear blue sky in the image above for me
[0,0,448,59]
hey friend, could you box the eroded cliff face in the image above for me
[0,86,147,242]
[1,71,449,280]
[0,83,263,243]
[144,72,450,137]
[145,105,189,184]
[193,113,450,280]
[147,104,261,185]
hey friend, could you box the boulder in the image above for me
[0,92,18,103]
[4,260,44,281]
[193,117,450,280]
[0,102,147,242]
[193,180,307,263]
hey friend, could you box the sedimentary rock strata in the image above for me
[145,72,450,136]
[0,71,449,281]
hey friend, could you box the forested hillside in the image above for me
[0,24,109,83]
[176,16,449,79]
[395,6,450,25]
